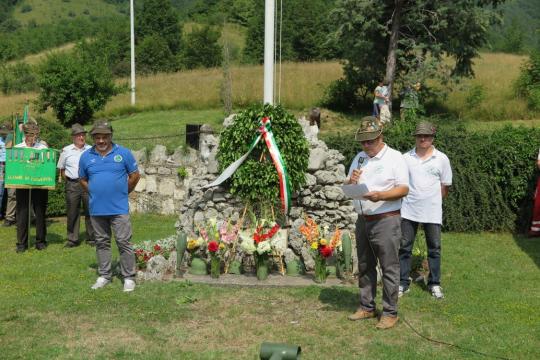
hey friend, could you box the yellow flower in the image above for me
[187,239,198,250]
[219,243,225,250]
[311,242,319,250]
[320,239,328,246]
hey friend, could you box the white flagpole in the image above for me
[130,0,136,106]
[264,0,275,105]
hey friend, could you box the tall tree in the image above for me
[137,0,182,54]
[330,0,505,108]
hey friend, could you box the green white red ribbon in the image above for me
[204,117,291,214]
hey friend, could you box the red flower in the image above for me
[208,241,219,253]
[153,244,161,252]
[320,245,333,258]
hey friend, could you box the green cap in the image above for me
[355,116,382,142]
[90,120,113,135]
[71,123,87,135]
[414,121,436,136]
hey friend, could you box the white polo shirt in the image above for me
[347,144,409,215]
[401,147,452,224]
[57,143,91,180]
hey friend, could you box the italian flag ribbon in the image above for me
[203,117,291,214]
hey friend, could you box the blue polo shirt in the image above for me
[79,144,138,216]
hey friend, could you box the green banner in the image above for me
[5,148,58,190]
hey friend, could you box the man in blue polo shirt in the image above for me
[79,120,140,292]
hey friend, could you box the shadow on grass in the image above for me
[88,259,124,281]
[513,234,540,269]
[318,287,358,312]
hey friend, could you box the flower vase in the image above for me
[314,257,328,283]
[256,253,269,281]
[210,256,220,278]
[189,256,207,275]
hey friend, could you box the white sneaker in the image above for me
[430,285,444,299]
[398,285,410,298]
[123,279,136,292]
[91,277,110,290]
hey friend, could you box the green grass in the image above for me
[0,215,538,359]
[96,109,226,153]
[13,0,123,25]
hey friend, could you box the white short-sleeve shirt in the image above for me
[347,144,409,215]
[57,143,91,180]
[401,147,452,224]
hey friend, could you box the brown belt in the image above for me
[363,210,400,222]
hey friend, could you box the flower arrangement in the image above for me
[240,219,281,280]
[300,217,342,283]
[134,236,176,270]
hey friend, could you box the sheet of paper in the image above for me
[341,183,370,200]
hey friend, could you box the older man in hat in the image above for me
[57,123,94,248]
[399,121,452,299]
[345,116,409,329]
[79,120,140,292]
[14,122,49,252]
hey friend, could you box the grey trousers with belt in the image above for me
[355,215,401,317]
[91,214,136,281]
[65,180,95,244]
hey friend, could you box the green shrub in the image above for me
[465,84,486,108]
[217,103,309,210]
[323,117,540,232]
[515,51,540,110]
[0,62,38,95]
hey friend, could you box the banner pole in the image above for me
[28,189,32,249]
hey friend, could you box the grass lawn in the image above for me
[0,214,538,359]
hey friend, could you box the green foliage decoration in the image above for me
[323,116,540,233]
[216,104,309,207]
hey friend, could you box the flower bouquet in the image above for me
[241,219,281,280]
[134,237,176,270]
[300,217,341,283]
[207,239,226,278]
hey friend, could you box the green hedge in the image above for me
[323,117,540,232]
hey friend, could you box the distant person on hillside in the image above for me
[529,150,540,237]
[373,79,389,119]
[398,121,452,299]
[79,120,140,292]
[57,123,94,248]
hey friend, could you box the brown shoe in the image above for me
[348,309,377,321]
[375,315,399,329]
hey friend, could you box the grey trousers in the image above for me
[91,214,136,281]
[65,180,94,244]
[355,215,401,317]
[5,188,16,221]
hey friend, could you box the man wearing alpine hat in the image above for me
[79,120,140,292]
[399,121,452,299]
[345,116,409,329]
[57,123,94,248]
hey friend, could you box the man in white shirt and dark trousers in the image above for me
[15,122,49,253]
[399,121,452,299]
[346,116,409,330]
[57,123,95,248]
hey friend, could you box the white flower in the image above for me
[256,240,272,255]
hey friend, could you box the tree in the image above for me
[330,0,505,108]
[37,53,120,126]
[137,34,177,73]
[137,0,182,54]
[182,25,222,69]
